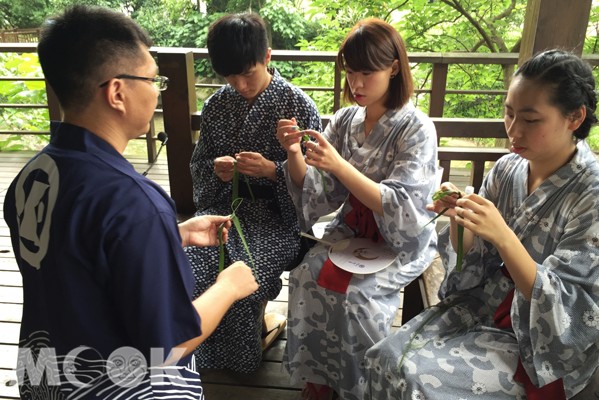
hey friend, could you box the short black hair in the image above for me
[37,5,152,111]
[516,49,597,140]
[207,12,269,77]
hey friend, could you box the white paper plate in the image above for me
[328,238,397,274]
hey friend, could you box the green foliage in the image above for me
[286,60,337,114]
[588,126,599,150]
[584,3,599,54]
[0,52,49,151]
[0,0,48,28]
[261,0,319,50]
[397,0,526,53]
[206,0,258,14]
[2,0,598,153]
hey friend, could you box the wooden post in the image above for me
[333,64,342,113]
[429,63,448,117]
[157,50,197,215]
[519,0,592,64]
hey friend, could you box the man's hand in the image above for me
[235,151,276,181]
[215,261,259,300]
[214,156,236,182]
[179,215,231,247]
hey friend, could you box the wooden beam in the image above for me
[519,0,592,63]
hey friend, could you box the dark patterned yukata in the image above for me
[185,68,321,372]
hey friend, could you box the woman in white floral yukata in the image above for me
[365,49,599,400]
[276,18,438,400]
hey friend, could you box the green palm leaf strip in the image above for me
[424,189,464,272]
[231,198,255,271]
[302,133,328,193]
[456,224,464,272]
[232,162,239,201]
[218,164,255,272]
[218,224,226,272]
[231,160,255,202]
[244,174,255,201]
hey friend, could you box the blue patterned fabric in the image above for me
[185,68,322,372]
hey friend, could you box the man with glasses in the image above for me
[3,5,258,399]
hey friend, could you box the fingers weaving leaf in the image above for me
[301,133,328,193]
[426,189,464,272]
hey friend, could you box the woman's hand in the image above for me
[426,182,462,218]
[302,130,344,176]
[454,194,511,247]
[276,118,304,155]
[214,156,236,182]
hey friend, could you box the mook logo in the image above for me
[17,345,187,388]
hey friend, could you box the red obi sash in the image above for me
[493,268,566,399]
[316,194,383,294]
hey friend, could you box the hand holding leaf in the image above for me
[426,186,474,272]
[276,118,303,154]
[301,132,328,193]
[214,155,236,182]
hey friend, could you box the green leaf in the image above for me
[427,189,464,272]
[218,164,255,275]
[232,162,239,201]
[231,213,255,272]
[456,224,464,272]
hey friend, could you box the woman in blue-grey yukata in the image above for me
[365,50,599,400]
[185,12,321,373]
[276,18,438,400]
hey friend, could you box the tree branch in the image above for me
[492,0,517,22]
[440,0,497,51]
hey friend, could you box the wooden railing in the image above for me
[0,29,40,43]
[153,49,523,214]
[1,43,598,214]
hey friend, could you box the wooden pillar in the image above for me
[157,50,197,215]
[519,0,592,64]
[429,63,448,117]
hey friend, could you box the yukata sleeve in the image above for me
[273,90,324,230]
[190,106,229,212]
[374,114,438,283]
[284,112,349,232]
[511,187,599,389]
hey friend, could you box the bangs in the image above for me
[341,28,393,72]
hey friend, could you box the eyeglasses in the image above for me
[99,74,169,91]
